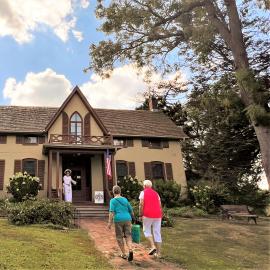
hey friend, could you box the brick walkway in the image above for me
[79,218,184,270]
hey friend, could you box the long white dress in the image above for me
[63,175,76,202]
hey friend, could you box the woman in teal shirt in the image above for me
[108,185,134,261]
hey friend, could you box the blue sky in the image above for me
[0,1,98,104]
[0,0,159,109]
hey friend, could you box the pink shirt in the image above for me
[139,188,162,218]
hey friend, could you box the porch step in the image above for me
[74,204,109,218]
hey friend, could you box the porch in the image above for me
[43,137,117,204]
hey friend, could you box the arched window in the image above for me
[70,112,82,137]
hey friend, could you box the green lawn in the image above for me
[0,219,111,270]
[157,218,270,270]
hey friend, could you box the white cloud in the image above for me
[81,65,149,109]
[3,69,72,106]
[80,0,90,9]
[3,65,186,109]
[72,30,83,42]
[0,0,85,43]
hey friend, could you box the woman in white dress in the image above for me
[63,169,76,202]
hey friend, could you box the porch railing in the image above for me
[49,134,113,146]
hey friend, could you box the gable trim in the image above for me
[45,86,109,135]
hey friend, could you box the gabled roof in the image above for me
[0,106,187,138]
[0,86,187,139]
[45,86,109,134]
[0,106,56,133]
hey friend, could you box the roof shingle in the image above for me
[0,106,187,138]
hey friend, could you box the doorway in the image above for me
[62,154,92,202]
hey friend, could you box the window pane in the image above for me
[114,139,124,146]
[71,124,76,134]
[23,160,36,176]
[25,136,38,144]
[152,163,164,180]
[77,124,82,135]
[116,162,128,178]
[71,113,81,122]
[150,139,161,148]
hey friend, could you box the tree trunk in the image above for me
[205,0,270,186]
[254,125,270,186]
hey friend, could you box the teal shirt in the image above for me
[109,197,133,222]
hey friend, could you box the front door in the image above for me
[71,167,86,202]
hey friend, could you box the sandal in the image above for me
[120,254,127,260]
[148,248,156,255]
[128,250,133,262]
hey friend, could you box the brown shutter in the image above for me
[0,135,7,144]
[14,160,22,173]
[0,160,5,190]
[16,136,24,144]
[144,162,152,179]
[128,162,136,178]
[38,160,45,190]
[162,140,169,148]
[84,112,91,136]
[165,163,173,180]
[38,136,45,144]
[142,139,149,147]
[62,112,69,135]
[126,139,134,147]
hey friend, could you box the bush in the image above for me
[7,199,74,227]
[228,179,270,211]
[117,176,143,201]
[0,199,9,217]
[130,199,174,227]
[167,206,208,218]
[189,181,231,212]
[153,179,181,208]
[6,172,41,202]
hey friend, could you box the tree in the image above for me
[182,75,261,186]
[137,75,261,187]
[88,0,270,184]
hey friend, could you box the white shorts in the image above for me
[142,217,162,243]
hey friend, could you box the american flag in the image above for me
[106,150,112,179]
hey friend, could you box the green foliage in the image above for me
[189,179,270,213]
[153,179,182,208]
[228,178,270,210]
[182,81,261,185]
[6,172,41,202]
[117,176,143,201]
[7,199,74,227]
[166,206,208,218]
[189,181,232,212]
[161,209,175,227]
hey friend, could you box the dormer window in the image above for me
[70,112,82,137]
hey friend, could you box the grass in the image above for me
[154,217,270,270]
[0,219,111,270]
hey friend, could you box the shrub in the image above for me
[228,179,270,211]
[189,181,231,212]
[130,199,174,227]
[117,176,143,201]
[167,206,208,218]
[7,199,74,227]
[153,179,181,208]
[6,172,41,202]
[161,209,174,227]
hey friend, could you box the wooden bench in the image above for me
[221,205,258,224]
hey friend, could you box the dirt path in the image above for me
[79,218,184,270]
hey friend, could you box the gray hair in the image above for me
[143,180,152,187]
[112,185,121,195]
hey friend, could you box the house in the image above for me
[0,86,187,203]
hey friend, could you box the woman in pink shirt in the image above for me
[139,180,162,258]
